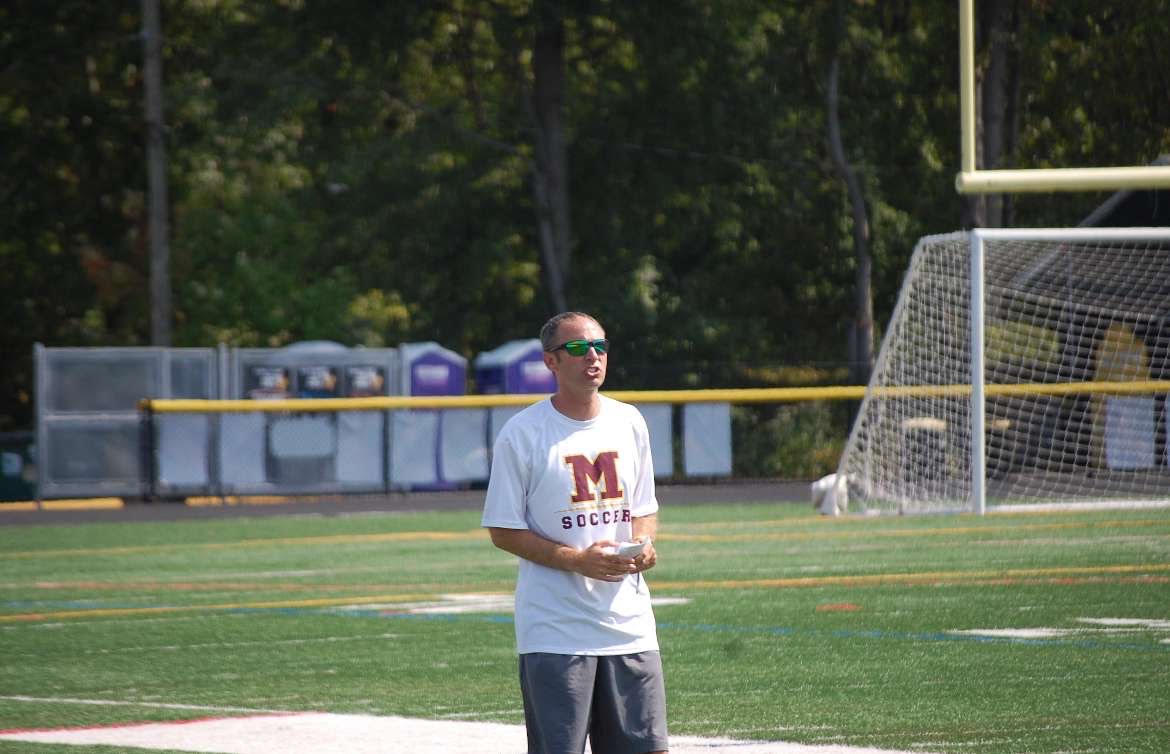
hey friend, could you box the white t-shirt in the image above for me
[482,396,660,655]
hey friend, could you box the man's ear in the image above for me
[543,351,558,372]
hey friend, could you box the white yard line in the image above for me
[82,633,400,655]
[987,500,1170,513]
[0,699,932,754]
[0,696,287,715]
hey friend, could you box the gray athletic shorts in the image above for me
[518,651,668,754]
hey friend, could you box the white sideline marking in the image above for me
[987,499,1170,513]
[0,696,285,714]
[78,633,400,655]
[950,627,1126,639]
[951,616,1170,641]
[1077,617,1170,630]
[328,593,691,615]
[0,711,930,754]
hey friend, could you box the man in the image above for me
[482,311,669,754]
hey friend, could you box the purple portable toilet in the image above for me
[474,339,556,395]
[401,342,466,398]
[391,342,485,488]
[474,339,555,446]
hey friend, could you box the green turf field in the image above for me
[1,502,1168,753]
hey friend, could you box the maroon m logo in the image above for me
[564,451,624,504]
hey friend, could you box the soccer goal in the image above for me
[837,228,1170,514]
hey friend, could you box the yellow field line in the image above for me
[654,562,1170,591]
[663,518,1170,542]
[0,592,442,623]
[3,562,1164,623]
[5,518,1167,560]
[679,508,1170,532]
[0,530,487,560]
[20,580,432,593]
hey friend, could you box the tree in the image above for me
[961,0,1020,229]
[0,3,150,430]
[529,6,571,313]
[826,0,874,387]
[141,0,172,345]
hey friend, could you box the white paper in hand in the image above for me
[615,539,648,558]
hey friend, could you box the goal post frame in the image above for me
[968,227,1170,514]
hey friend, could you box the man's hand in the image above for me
[574,541,639,582]
[633,537,657,573]
[631,514,659,573]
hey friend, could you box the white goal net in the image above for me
[838,228,1170,514]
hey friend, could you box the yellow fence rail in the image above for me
[140,379,1170,414]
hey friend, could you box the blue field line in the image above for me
[2,600,131,610]
[272,607,1170,653]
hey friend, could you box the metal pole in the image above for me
[970,230,986,515]
[142,0,172,345]
[33,343,45,509]
[141,400,157,502]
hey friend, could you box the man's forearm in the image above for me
[488,527,582,573]
[632,513,658,541]
[487,526,640,582]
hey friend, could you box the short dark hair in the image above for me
[540,311,602,352]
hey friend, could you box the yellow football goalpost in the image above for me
[955,0,1170,194]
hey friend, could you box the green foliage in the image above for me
[986,318,1063,377]
[0,2,150,429]
[732,401,851,479]
[3,0,1167,434]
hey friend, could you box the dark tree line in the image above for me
[2,0,1168,431]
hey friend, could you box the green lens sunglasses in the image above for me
[549,338,609,356]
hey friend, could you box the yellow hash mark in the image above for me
[0,498,124,512]
[655,562,1170,591]
[0,592,441,623]
[0,530,487,560]
[185,495,296,506]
